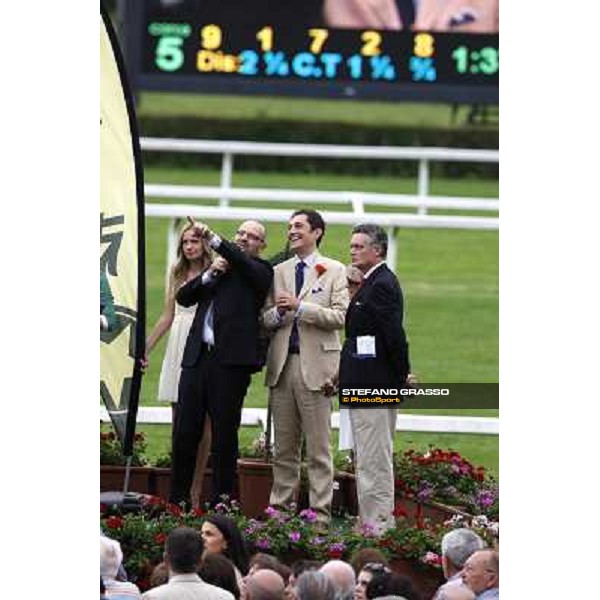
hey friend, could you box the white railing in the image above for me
[100,406,499,436]
[141,138,499,272]
[146,204,498,273]
[141,137,499,213]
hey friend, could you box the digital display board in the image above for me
[125,0,498,103]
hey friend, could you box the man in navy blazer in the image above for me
[339,223,410,533]
[170,220,273,507]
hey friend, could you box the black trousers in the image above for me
[170,347,251,505]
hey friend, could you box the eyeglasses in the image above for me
[236,229,264,242]
[363,562,391,574]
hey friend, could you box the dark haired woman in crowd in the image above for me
[201,514,250,591]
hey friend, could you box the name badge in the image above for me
[356,335,376,357]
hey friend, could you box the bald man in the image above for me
[244,569,285,600]
[320,560,355,600]
[170,220,273,506]
[462,550,499,599]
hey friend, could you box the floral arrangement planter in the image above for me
[237,458,273,518]
[152,467,217,503]
[100,496,498,594]
[393,447,499,521]
[100,465,154,495]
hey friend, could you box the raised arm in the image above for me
[175,269,215,307]
[214,238,273,296]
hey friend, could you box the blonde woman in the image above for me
[145,223,213,507]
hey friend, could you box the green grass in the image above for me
[138,92,497,130]
[130,166,498,475]
[142,167,498,400]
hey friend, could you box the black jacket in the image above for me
[339,263,410,390]
[177,239,273,370]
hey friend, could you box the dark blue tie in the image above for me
[288,260,305,353]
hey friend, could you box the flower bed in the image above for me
[394,447,499,521]
[100,496,498,593]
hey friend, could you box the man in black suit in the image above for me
[170,220,274,506]
[339,223,410,533]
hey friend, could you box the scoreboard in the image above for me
[124,0,498,103]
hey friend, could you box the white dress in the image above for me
[157,301,197,402]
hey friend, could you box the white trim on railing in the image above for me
[141,137,499,163]
[100,407,498,435]
[144,184,499,212]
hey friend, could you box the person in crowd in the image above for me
[285,560,322,599]
[247,554,291,585]
[339,224,410,533]
[365,571,420,600]
[350,548,389,577]
[461,550,499,599]
[100,536,141,599]
[142,527,234,600]
[244,569,285,600]
[437,585,476,600]
[148,563,169,589]
[355,562,391,600]
[100,269,118,332]
[199,553,241,599]
[295,571,336,600]
[263,209,348,527]
[432,528,485,600]
[170,220,273,507]
[320,559,355,600]
[144,222,213,507]
[201,514,250,591]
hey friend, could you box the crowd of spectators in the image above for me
[101,522,499,599]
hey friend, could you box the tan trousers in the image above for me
[350,407,397,533]
[269,355,333,522]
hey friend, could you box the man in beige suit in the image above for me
[263,209,349,525]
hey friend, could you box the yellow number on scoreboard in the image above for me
[201,24,222,50]
[414,33,434,58]
[308,28,329,53]
[361,31,382,56]
[256,26,274,52]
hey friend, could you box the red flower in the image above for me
[143,495,164,507]
[328,548,343,559]
[393,503,408,518]
[154,532,167,545]
[105,516,124,530]
[167,503,183,517]
[192,507,205,517]
[315,264,327,276]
